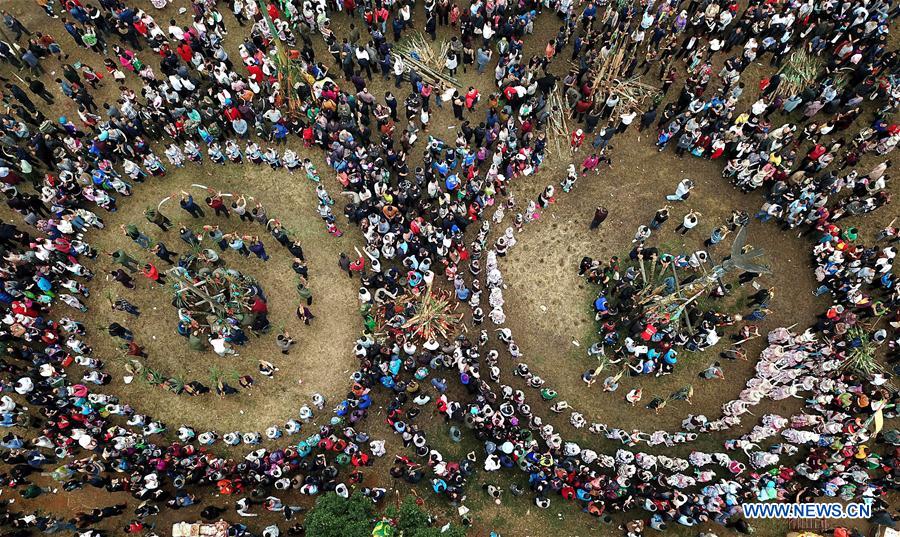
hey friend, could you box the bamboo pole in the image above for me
[669,263,693,333]
[648,255,658,284]
[637,255,648,285]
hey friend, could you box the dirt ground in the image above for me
[500,132,822,435]
[81,164,365,434]
[1,1,897,536]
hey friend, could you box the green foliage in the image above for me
[303,494,467,537]
[842,326,883,375]
[396,497,431,534]
[304,492,374,537]
[396,497,467,537]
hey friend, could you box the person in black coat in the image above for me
[4,84,35,112]
[590,206,609,230]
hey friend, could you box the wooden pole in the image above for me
[168,270,228,317]
[648,255,658,283]
[637,255,648,285]
[256,0,285,62]
[670,263,693,333]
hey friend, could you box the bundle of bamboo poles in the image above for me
[401,287,462,341]
[274,53,314,115]
[376,286,463,342]
[255,0,312,117]
[776,50,823,98]
[589,35,631,94]
[396,32,448,72]
[393,33,460,88]
[583,36,659,121]
[547,88,570,159]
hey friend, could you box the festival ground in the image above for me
[0,0,897,536]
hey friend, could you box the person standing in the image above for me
[296,282,313,305]
[451,91,464,120]
[141,263,165,284]
[705,225,730,247]
[675,210,701,235]
[666,179,694,201]
[206,193,229,217]
[476,47,492,74]
[20,48,44,75]
[110,269,135,289]
[590,206,608,230]
[355,45,372,80]
[4,83,36,112]
[248,237,269,261]
[109,250,139,272]
[179,191,205,218]
[296,305,315,325]
[151,242,177,264]
[276,332,295,355]
[384,91,399,121]
[338,252,353,277]
[639,108,657,131]
[2,11,31,41]
[145,208,172,231]
[616,110,637,133]
[107,322,133,341]
[649,206,671,230]
[25,77,54,105]
[445,51,458,77]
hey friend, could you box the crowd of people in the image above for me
[580,244,759,386]
[0,0,897,535]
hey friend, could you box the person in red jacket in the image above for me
[570,128,585,152]
[804,143,827,167]
[247,63,263,83]
[141,263,165,284]
[266,2,280,20]
[574,95,593,122]
[223,106,240,122]
[464,86,480,109]
[349,253,366,275]
[206,193,229,217]
[250,296,268,315]
[176,42,192,63]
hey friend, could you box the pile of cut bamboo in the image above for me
[776,50,823,98]
[547,88,570,160]
[394,33,460,88]
[169,264,259,331]
[584,36,659,121]
[396,32,448,72]
[376,285,463,342]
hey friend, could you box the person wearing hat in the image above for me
[570,128,585,152]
